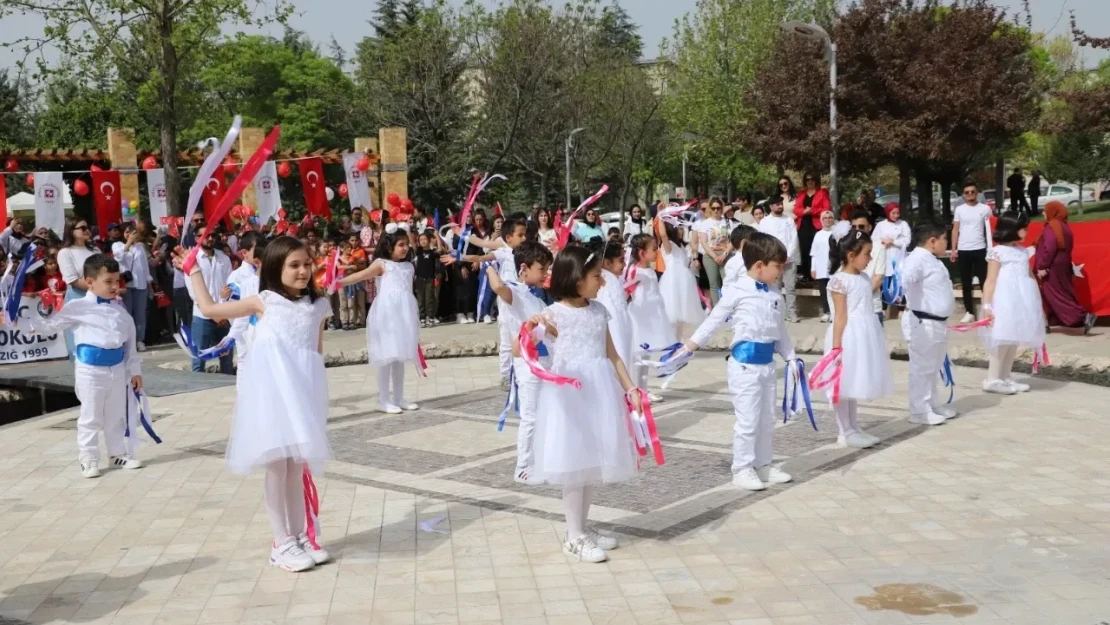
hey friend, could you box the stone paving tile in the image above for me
[3,355,1110,625]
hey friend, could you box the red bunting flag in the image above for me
[90,170,123,239]
[201,173,233,229]
[299,157,330,219]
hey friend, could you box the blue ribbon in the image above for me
[176,322,236,360]
[940,354,955,404]
[476,260,498,318]
[433,209,441,232]
[4,243,38,323]
[453,226,471,261]
[496,364,519,431]
[640,342,689,379]
[125,389,162,444]
[782,359,818,430]
[881,260,903,305]
[228,283,241,300]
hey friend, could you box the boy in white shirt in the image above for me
[900,222,959,425]
[722,224,756,290]
[681,232,798,491]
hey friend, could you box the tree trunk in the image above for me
[915,165,934,219]
[940,179,953,221]
[159,9,181,216]
[1078,177,1085,214]
[898,160,912,217]
[995,160,1004,215]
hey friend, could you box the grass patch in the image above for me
[1033,201,1110,223]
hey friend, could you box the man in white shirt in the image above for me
[757,196,800,321]
[121,223,153,351]
[949,180,993,323]
[184,224,233,373]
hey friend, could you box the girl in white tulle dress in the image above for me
[656,220,705,335]
[593,240,634,373]
[183,235,333,574]
[339,227,421,414]
[527,245,641,564]
[626,234,676,401]
[980,212,1045,395]
[825,226,893,450]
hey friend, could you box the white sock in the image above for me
[377,367,393,407]
[264,460,292,543]
[847,399,860,433]
[284,459,306,537]
[391,362,406,405]
[1000,345,1018,379]
[563,484,587,542]
[834,402,854,437]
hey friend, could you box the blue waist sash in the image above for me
[74,344,125,367]
[730,341,775,365]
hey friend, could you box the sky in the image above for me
[1,0,1107,74]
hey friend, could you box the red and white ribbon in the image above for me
[1032,342,1050,373]
[809,348,844,404]
[322,249,340,295]
[457,172,505,230]
[624,388,665,466]
[416,344,429,378]
[518,325,580,388]
[947,317,992,332]
[555,185,609,250]
[185,116,241,229]
[623,265,639,297]
[302,467,321,550]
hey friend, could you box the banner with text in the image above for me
[0,295,68,364]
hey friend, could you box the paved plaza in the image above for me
[2,355,1110,625]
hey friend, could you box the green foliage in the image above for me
[1040,130,1110,212]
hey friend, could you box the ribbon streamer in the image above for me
[623,264,639,297]
[174,321,235,361]
[322,249,340,295]
[416,344,429,377]
[476,260,498,318]
[947,317,992,332]
[782,359,817,430]
[3,243,42,325]
[939,355,955,404]
[881,261,903,306]
[556,185,609,250]
[302,467,321,550]
[519,325,581,388]
[1032,342,1050,374]
[624,388,665,466]
[125,389,162,456]
[496,364,519,432]
[185,116,241,230]
[808,348,844,404]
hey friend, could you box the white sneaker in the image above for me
[482,315,494,324]
[860,432,882,447]
[982,379,1016,395]
[110,455,144,469]
[1004,379,1030,393]
[648,392,663,403]
[456,313,466,324]
[296,533,330,565]
[756,465,792,484]
[137,341,147,352]
[931,405,958,419]
[960,312,976,324]
[819,313,830,323]
[80,458,101,479]
[837,432,877,449]
[731,468,766,491]
[398,400,419,411]
[379,404,403,414]
[514,468,543,485]
[909,412,947,426]
[420,319,428,328]
[584,528,619,551]
[270,538,315,572]
[431,318,440,326]
[563,535,608,563]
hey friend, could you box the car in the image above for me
[600,212,624,227]
[875,193,919,212]
[1034,183,1097,208]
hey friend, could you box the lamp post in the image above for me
[781,21,838,209]
[565,127,585,211]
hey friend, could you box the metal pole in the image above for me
[828,42,838,210]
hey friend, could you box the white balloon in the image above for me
[325,186,335,201]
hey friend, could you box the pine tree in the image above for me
[598,3,642,59]
[373,0,402,39]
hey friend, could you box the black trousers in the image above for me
[454,265,477,317]
[816,278,830,315]
[957,248,988,316]
[1010,193,1030,213]
[1029,194,1040,215]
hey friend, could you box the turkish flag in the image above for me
[202,172,233,229]
[91,170,123,239]
[299,157,329,219]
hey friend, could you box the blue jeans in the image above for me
[479,281,496,319]
[122,288,148,344]
[64,286,87,358]
[191,317,233,374]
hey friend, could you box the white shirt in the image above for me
[693,218,730,255]
[689,275,796,358]
[126,243,152,287]
[226,266,260,359]
[494,246,518,283]
[722,253,746,288]
[953,202,993,251]
[623,219,649,238]
[58,246,98,287]
[757,213,800,263]
[111,243,134,277]
[900,247,955,319]
[497,282,547,342]
[810,230,833,280]
[872,219,911,276]
[865,245,888,313]
[185,249,232,320]
[29,290,141,376]
[172,266,186,289]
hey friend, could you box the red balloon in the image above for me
[223,157,239,174]
[277,162,292,178]
[26,173,34,187]
[90,164,103,172]
[401,197,414,211]
[141,155,158,170]
[370,209,383,224]
[338,183,349,198]
[387,192,401,208]
[389,207,402,222]
[356,156,371,172]
[3,158,17,173]
[73,179,89,196]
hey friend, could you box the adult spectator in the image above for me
[104,223,124,250]
[794,172,830,280]
[949,180,993,323]
[58,218,99,355]
[623,204,650,238]
[854,189,885,224]
[350,208,367,232]
[690,197,731,305]
[757,195,800,321]
[1035,201,1097,333]
[1007,168,1029,213]
[572,208,605,243]
[185,224,233,374]
[337,215,354,236]
[535,207,558,251]
[121,223,153,351]
[750,205,765,225]
[1027,170,1041,216]
[0,217,28,256]
[732,195,755,225]
[777,176,797,222]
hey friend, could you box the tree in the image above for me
[1041,130,1110,214]
[597,3,642,59]
[0,72,34,148]
[1,0,292,216]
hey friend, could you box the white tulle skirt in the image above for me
[980,274,1045,351]
[823,314,893,400]
[629,294,677,351]
[660,264,705,325]
[533,358,639,486]
[366,286,420,366]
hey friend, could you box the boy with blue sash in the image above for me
[681,232,797,491]
[27,254,143,478]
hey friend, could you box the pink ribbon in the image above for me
[556,185,609,250]
[697,288,712,311]
[302,467,321,550]
[623,265,638,297]
[809,348,844,404]
[322,249,340,294]
[417,344,429,377]
[947,318,992,332]
[1032,342,1050,373]
[457,172,505,230]
[518,325,581,388]
[624,388,665,466]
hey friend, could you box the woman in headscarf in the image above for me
[1035,201,1096,333]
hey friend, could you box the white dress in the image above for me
[824,272,893,400]
[628,267,677,351]
[981,245,1045,351]
[659,244,705,325]
[226,291,333,475]
[597,269,634,371]
[366,259,420,366]
[533,301,639,486]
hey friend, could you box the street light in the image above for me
[565,127,585,211]
[781,21,838,209]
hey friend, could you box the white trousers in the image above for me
[904,317,948,415]
[376,362,409,407]
[725,360,776,473]
[263,458,306,543]
[74,362,128,461]
[512,357,541,471]
[498,321,513,378]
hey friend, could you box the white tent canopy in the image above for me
[6,189,74,212]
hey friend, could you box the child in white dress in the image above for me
[339,228,421,414]
[593,240,634,373]
[527,245,641,563]
[825,226,893,449]
[809,210,835,322]
[626,233,676,401]
[656,220,705,335]
[981,212,1045,394]
[184,235,333,573]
